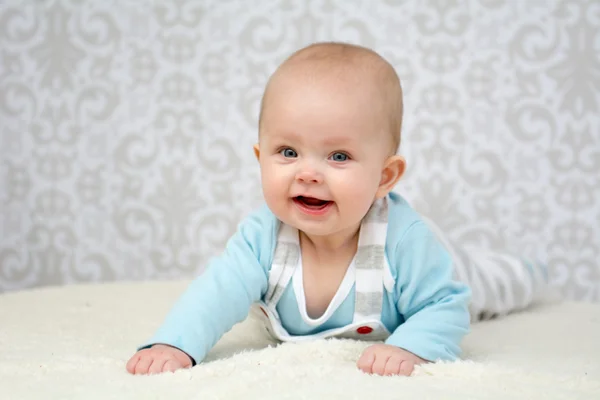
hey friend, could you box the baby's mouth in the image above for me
[293,196,332,209]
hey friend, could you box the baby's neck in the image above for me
[299,225,360,260]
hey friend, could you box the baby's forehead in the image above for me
[266,67,391,122]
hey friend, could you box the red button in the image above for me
[260,308,268,316]
[356,326,373,334]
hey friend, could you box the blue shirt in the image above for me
[140,192,471,364]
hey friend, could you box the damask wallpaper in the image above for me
[0,0,598,301]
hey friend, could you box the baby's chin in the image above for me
[274,212,336,236]
[294,223,338,237]
[291,217,360,239]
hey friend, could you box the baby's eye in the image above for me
[330,152,349,162]
[280,148,298,158]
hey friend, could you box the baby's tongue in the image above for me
[301,197,326,206]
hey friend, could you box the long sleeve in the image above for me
[385,221,471,362]
[138,208,275,364]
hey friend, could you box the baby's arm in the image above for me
[359,222,471,376]
[127,210,272,375]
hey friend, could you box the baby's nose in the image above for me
[295,168,323,184]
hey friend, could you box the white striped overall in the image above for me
[253,197,393,342]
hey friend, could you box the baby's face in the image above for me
[255,73,393,238]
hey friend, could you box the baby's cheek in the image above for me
[261,169,284,194]
[340,170,377,195]
[261,172,292,218]
[262,186,283,212]
[334,173,377,211]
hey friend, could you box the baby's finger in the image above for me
[163,359,182,373]
[126,354,141,374]
[383,356,403,376]
[372,353,391,376]
[357,351,375,374]
[134,356,152,375]
[148,358,167,375]
[399,359,415,376]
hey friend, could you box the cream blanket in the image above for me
[1,281,599,399]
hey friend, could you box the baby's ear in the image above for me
[253,144,260,161]
[376,155,406,198]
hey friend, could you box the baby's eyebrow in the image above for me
[321,135,353,147]
[266,130,301,142]
[264,131,354,148]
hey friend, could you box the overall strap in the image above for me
[353,197,388,323]
[264,223,299,314]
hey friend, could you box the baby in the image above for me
[126,42,542,377]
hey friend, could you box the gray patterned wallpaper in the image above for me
[0,0,598,301]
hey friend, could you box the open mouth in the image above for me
[295,196,331,207]
[293,196,333,215]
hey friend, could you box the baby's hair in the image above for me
[258,42,403,154]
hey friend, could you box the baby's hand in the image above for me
[126,344,193,375]
[357,344,427,376]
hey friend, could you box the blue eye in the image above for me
[280,148,297,158]
[330,152,349,162]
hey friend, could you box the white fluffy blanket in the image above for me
[1,281,599,399]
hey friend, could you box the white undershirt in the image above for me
[292,253,357,327]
